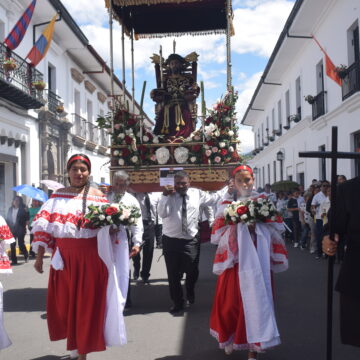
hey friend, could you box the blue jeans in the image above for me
[300,223,310,248]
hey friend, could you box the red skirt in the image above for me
[47,237,108,355]
[210,264,261,352]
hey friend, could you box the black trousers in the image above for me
[340,293,360,347]
[155,224,163,247]
[133,221,155,280]
[162,235,200,307]
[10,233,28,263]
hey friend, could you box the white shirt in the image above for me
[107,191,143,246]
[260,191,277,204]
[133,193,157,222]
[158,188,222,239]
[11,208,19,225]
[311,191,327,220]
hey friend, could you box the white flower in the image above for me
[129,217,135,223]
[194,134,201,141]
[271,216,276,221]
[119,215,125,221]
[131,155,138,163]
[219,142,226,148]
[204,123,217,136]
[228,146,234,152]
[228,130,234,137]
[261,210,269,217]
[106,216,112,222]
[257,198,264,204]
[125,129,133,135]
[214,130,220,137]
[155,147,170,165]
[99,215,105,221]
[117,133,125,139]
[174,147,189,164]
[152,136,159,144]
[231,216,237,222]
[113,150,120,156]
[228,208,236,217]
[240,214,248,220]
[224,116,231,122]
[118,158,125,166]
[204,144,210,150]
[190,156,197,163]
[110,203,120,210]
[136,131,141,137]
[143,135,149,142]
[223,208,229,216]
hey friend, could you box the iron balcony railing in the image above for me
[341,61,360,101]
[87,122,99,144]
[48,90,63,114]
[312,91,326,120]
[99,129,108,147]
[0,42,44,109]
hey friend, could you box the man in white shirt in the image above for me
[158,170,225,314]
[132,192,158,283]
[311,180,330,259]
[107,170,143,307]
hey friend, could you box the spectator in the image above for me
[287,189,301,248]
[6,196,29,265]
[261,183,277,204]
[311,180,330,259]
[28,199,43,258]
[337,175,347,184]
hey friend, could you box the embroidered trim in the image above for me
[50,193,107,202]
[34,210,80,226]
[0,225,14,240]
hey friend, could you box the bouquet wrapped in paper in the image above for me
[224,196,281,225]
[83,203,141,229]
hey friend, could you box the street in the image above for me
[1,241,360,360]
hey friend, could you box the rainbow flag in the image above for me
[4,0,37,50]
[26,14,57,67]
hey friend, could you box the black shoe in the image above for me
[187,296,195,305]
[133,271,139,280]
[169,304,184,314]
[141,277,150,284]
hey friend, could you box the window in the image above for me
[48,63,56,92]
[0,21,5,41]
[347,21,359,65]
[319,145,326,180]
[277,100,282,130]
[354,132,360,177]
[273,160,277,183]
[316,60,324,94]
[285,90,290,127]
[87,100,93,123]
[74,90,80,115]
[295,76,301,119]
[271,109,275,132]
[261,123,264,145]
[298,172,304,187]
[267,164,270,184]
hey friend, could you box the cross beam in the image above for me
[299,126,360,360]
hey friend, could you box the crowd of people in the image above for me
[0,153,358,359]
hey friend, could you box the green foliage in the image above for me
[271,180,300,192]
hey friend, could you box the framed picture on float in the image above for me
[159,168,183,187]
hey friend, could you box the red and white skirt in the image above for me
[47,237,108,355]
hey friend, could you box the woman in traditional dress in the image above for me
[210,165,288,360]
[0,214,15,350]
[32,154,140,360]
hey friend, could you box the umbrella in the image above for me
[40,179,64,191]
[99,182,110,186]
[12,185,48,202]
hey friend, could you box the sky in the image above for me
[61,0,295,153]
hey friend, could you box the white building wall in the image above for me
[248,0,360,189]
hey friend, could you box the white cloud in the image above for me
[238,125,255,153]
[232,0,294,57]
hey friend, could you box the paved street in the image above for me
[1,240,360,360]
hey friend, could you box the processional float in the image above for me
[102,0,240,191]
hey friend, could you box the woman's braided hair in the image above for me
[67,153,91,230]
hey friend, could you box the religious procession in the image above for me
[1,0,360,359]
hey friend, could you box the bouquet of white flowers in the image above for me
[224,196,279,225]
[82,203,141,229]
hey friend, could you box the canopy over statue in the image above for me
[151,52,200,138]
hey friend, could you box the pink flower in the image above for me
[205,149,212,157]
[214,156,221,163]
[150,154,157,161]
[212,146,219,153]
[114,124,121,130]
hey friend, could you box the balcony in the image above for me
[312,91,326,120]
[97,129,109,155]
[71,113,102,151]
[342,61,360,101]
[72,113,87,147]
[48,90,64,115]
[86,122,99,151]
[0,42,44,109]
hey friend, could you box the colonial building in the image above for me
[0,0,150,215]
[241,0,360,189]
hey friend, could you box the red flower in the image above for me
[146,132,153,140]
[207,140,215,146]
[124,135,133,145]
[127,118,136,126]
[122,148,130,157]
[105,206,118,216]
[220,149,228,156]
[140,153,147,161]
[236,206,248,216]
[138,145,147,153]
[192,144,201,152]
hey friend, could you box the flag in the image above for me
[312,36,342,86]
[4,0,37,50]
[26,14,57,67]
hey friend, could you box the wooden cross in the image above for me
[299,126,360,360]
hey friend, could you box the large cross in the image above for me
[299,126,360,360]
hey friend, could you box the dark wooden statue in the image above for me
[150,52,200,138]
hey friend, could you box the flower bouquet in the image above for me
[224,196,279,224]
[83,203,141,229]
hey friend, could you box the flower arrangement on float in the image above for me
[98,89,241,167]
[82,203,141,229]
[224,196,280,225]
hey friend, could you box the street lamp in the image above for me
[253,166,258,174]
[276,149,285,181]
